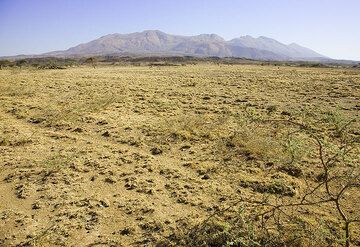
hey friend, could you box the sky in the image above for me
[0,0,359,60]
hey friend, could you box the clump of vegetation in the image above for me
[169,112,359,247]
[0,135,10,146]
[2,55,355,70]
[0,59,14,69]
[37,64,66,69]
[44,154,71,171]
[239,179,296,197]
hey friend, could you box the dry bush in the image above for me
[161,110,359,247]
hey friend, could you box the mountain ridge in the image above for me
[1,30,344,61]
[40,30,327,61]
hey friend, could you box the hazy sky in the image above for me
[1,0,359,60]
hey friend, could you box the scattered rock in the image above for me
[125,182,137,190]
[99,199,110,208]
[201,174,210,180]
[119,227,132,235]
[85,211,99,230]
[15,184,28,199]
[279,165,303,177]
[28,117,45,124]
[281,111,292,116]
[265,162,274,168]
[73,127,83,133]
[139,221,162,232]
[32,202,41,210]
[182,163,192,167]
[102,131,111,137]
[180,145,191,151]
[104,177,116,184]
[150,147,162,155]
[141,207,155,214]
[97,120,108,125]
[177,197,188,204]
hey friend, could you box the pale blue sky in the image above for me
[0,0,359,60]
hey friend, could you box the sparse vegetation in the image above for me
[0,63,359,246]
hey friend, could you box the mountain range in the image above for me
[42,30,327,61]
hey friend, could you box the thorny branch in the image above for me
[187,117,359,246]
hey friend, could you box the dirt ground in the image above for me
[0,64,359,246]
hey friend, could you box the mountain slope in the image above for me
[228,36,326,59]
[45,30,327,60]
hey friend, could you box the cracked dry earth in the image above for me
[0,64,359,246]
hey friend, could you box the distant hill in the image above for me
[4,30,358,62]
[228,35,326,59]
[41,30,328,61]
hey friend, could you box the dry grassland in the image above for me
[0,64,359,246]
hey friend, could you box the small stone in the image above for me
[150,147,162,155]
[32,202,41,210]
[201,174,210,180]
[180,145,191,151]
[119,228,132,235]
[281,111,291,116]
[104,177,116,184]
[97,120,108,125]
[124,183,137,190]
[29,117,45,124]
[102,131,110,137]
[219,197,226,202]
[73,127,83,133]
[99,199,110,208]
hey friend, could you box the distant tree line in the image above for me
[0,56,358,69]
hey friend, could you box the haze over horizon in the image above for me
[1,0,360,60]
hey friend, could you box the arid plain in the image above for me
[0,64,359,246]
